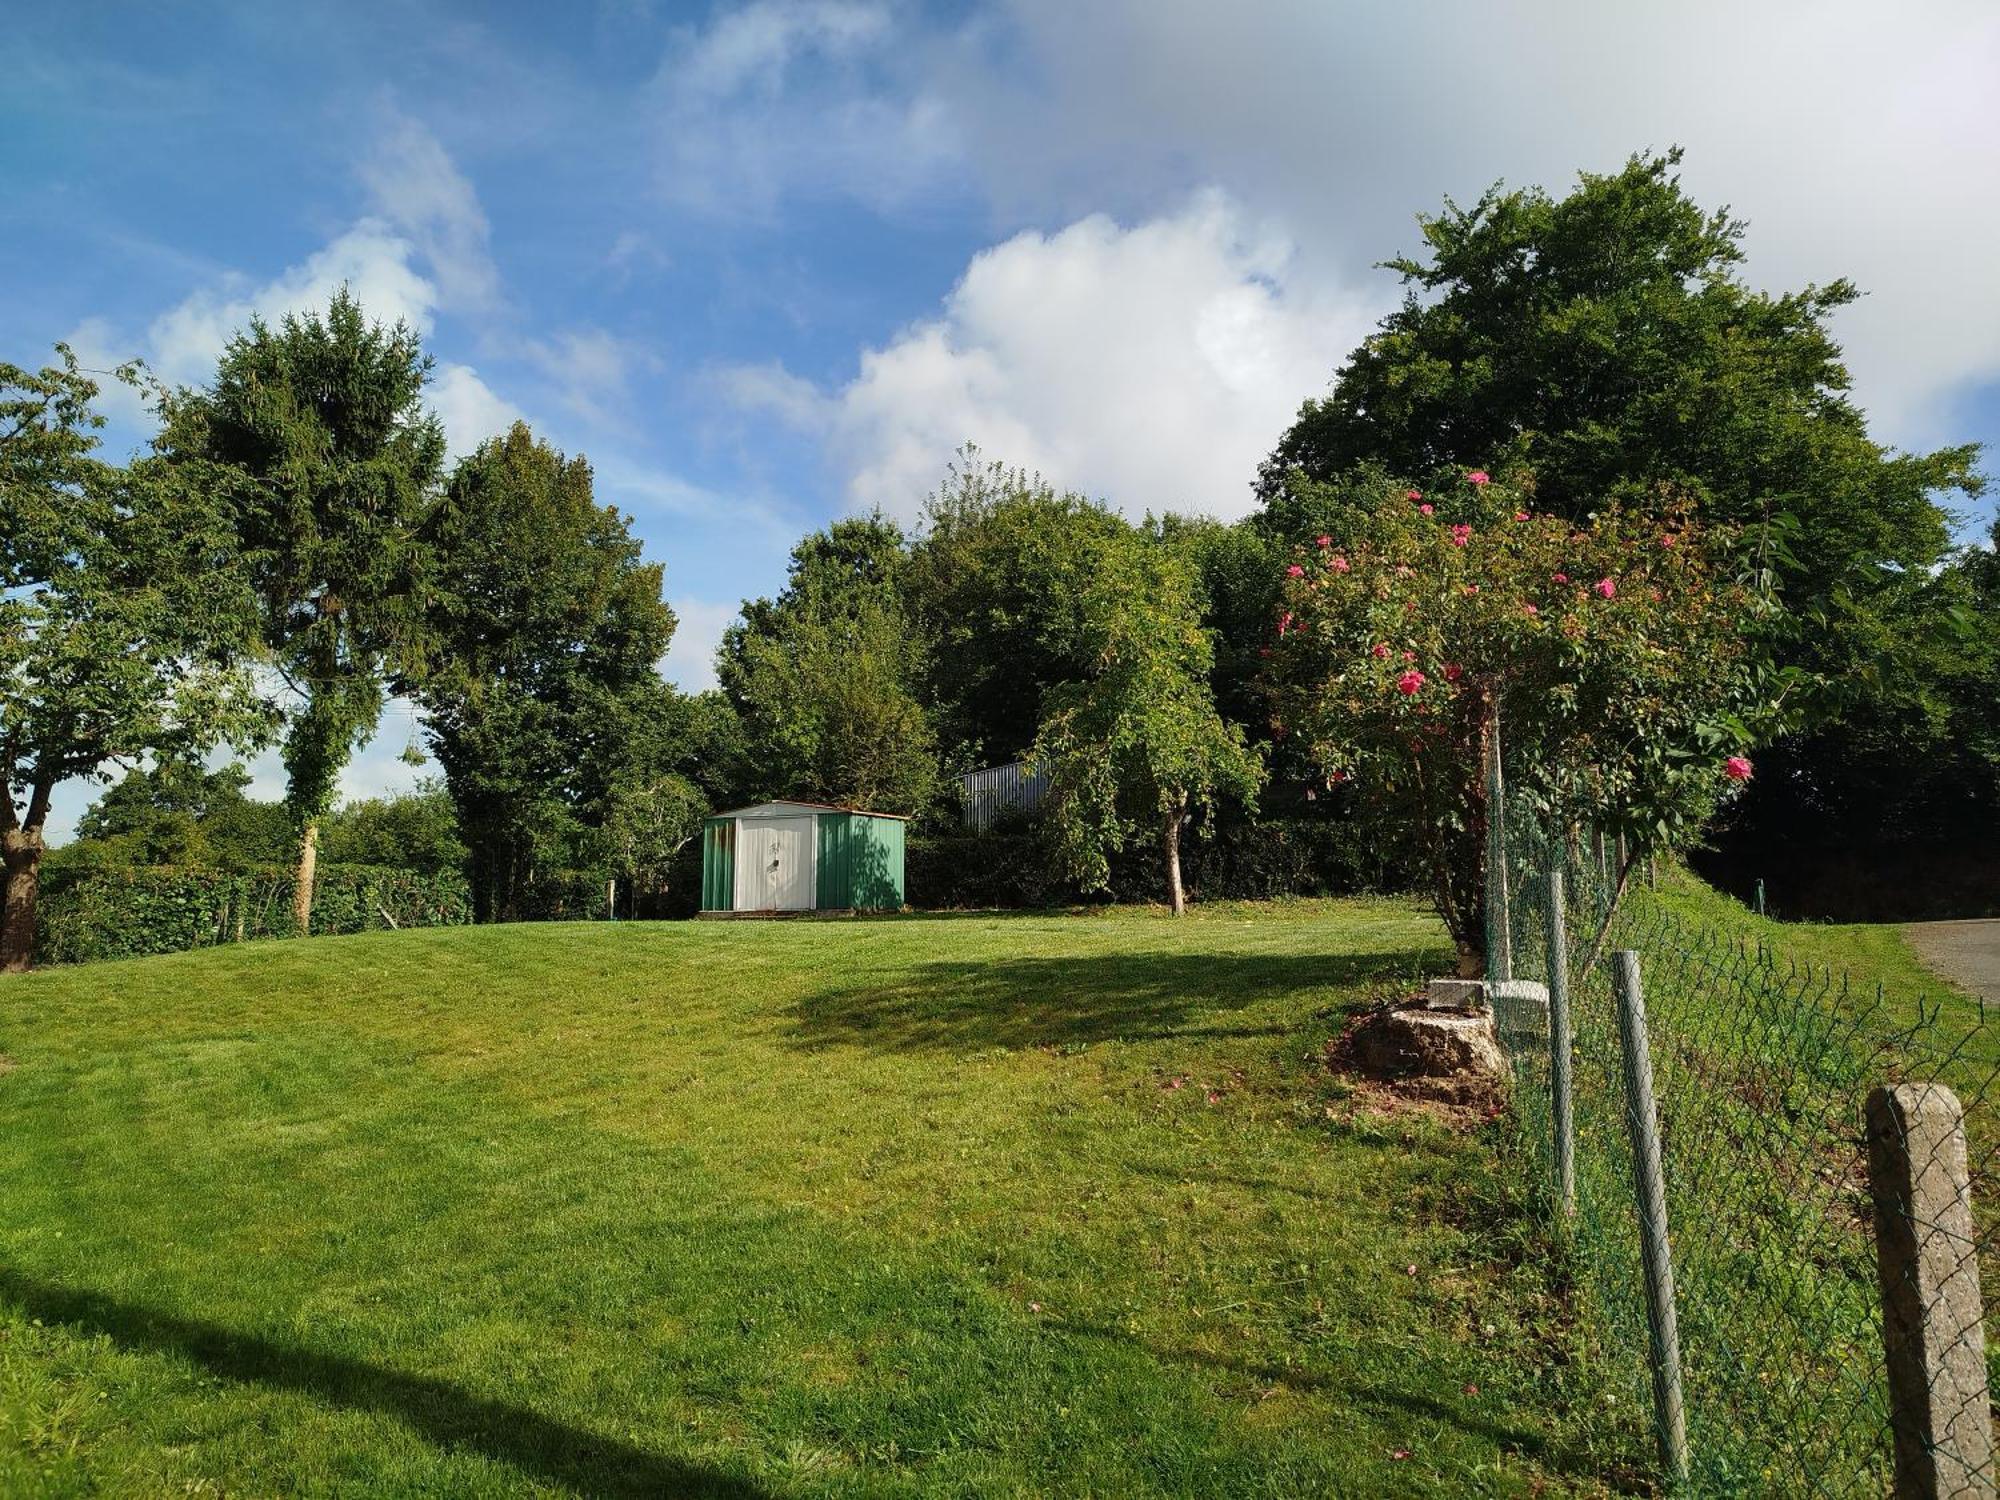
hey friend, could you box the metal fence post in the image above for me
[1546,868,1575,1215]
[1865,1083,1996,1498]
[1485,695,1512,981]
[1754,878,1766,918]
[1614,949,1690,1483]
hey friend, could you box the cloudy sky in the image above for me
[10,0,1999,839]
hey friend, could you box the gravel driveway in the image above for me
[1904,919,2000,1004]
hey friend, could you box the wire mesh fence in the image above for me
[1494,807,2000,1496]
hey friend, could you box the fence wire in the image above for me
[1496,808,2000,1496]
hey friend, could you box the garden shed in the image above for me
[698,802,907,915]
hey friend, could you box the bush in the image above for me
[908,817,1413,910]
[34,864,473,966]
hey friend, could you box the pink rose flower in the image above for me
[1522,603,1538,616]
[1402,650,1416,662]
[1594,577,1616,599]
[1330,554,1351,573]
[1419,503,1434,516]
[1724,755,1754,782]
[1514,510,1530,522]
[1316,535,1332,548]
[1463,584,1479,595]
[1467,470,1490,485]
[1444,663,1464,683]
[1371,642,1390,658]
[1406,489,1423,502]
[1396,669,1426,695]
[1450,524,1472,547]
[1286,564,1304,578]
[1661,533,1677,548]
[1277,610,1293,635]
[1552,572,1569,584]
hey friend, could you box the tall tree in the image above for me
[1259,150,1988,905]
[720,516,939,814]
[904,449,1128,768]
[157,292,445,932]
[1029,525,1263,914]
[1,348,264,968]
[416,422,681,920]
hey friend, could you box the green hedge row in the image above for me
[907,816,1412,909]
[34,864,474,966]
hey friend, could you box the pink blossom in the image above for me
[1316,534,1332,549]
[1330,554,1352,573]
[1594,577,1616,599]
[1724,755,1754,782]
[1444,663,1464,683]
[1552,572,1569,584]
[1660,533,1678,548]
[1406,489,1423,502]
[1467,470,1491,486]
[1522,603,1539,617]
[1419,503,1434,516]
[1286,564,1304,578]
[1372,642,1390,659]
[1329,770,1348,784]
[1450,524,1472,547]
[1277,611,1294,636]
[1463,584,1479,595]
[1514,510,1530,522]
[1395,565,1413,577]
[1402,650,1416,662]
[1396,669,1426,695]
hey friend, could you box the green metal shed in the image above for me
[699,801,907,915]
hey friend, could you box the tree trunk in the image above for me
[1,826,45,973]
[1163,799,1186,916]
[293,821,319,936]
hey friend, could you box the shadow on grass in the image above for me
[0,1270,769,1500]
[1058,1319,1620,1487]
[789,948,1430,1053]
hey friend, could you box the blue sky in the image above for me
[9,0,1999,840]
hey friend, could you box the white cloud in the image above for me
[647,0,959,216]
[428,363,524,457]
[662,597,739,692]
[357,110,500,313]
[956,0,2000,451]
[736,191,1375,520]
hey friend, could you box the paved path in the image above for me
[1904,919,2000,1004]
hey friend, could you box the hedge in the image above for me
[33,864,474,966]
[908,816,1414,910]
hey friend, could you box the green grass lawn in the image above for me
[0,899,1616,1498]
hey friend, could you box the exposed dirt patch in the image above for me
[1325,999,1510,1130]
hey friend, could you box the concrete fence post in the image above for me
[1865,1083,1995,1498]
[1546,869,1576,1215]
[1614,949,1690,1483]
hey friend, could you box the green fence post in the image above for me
[1614,949,1690,1484]
[1546,868,1575,1216]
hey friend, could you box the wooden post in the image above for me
[1614,949,1690,1482]
[1546,869,1576,1215]
[1866,1083,1995,1498]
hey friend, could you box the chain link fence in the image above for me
[1493,807,1999,1496]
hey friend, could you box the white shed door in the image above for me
[734,816,814,911]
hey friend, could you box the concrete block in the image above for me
[1425,978,1487,1011]
[1490,979,1551,1041]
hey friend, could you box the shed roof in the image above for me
[711,799,911,821]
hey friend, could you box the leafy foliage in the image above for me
[1029,525,1263,912]
[416,422,685,920]
[2,347,265,968]
[719,515,939,814]
[155,291,446,927]
[35,863,471,965]
[1265,471,1782,960]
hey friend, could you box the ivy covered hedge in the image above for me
[33,864,474,966]
[908,817,1412,910]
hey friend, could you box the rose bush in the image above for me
[1264,469,1791,969]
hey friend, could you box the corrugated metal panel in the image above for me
[957,761,1048,832]
[700,817,735,911]
[815,812,905,910]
